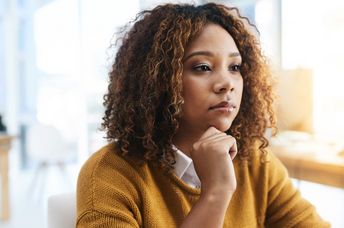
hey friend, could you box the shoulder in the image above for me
[242,144,292,196]
[239,143,286,169]
[78,144,140,185]
[234,144,288,184]
[77,144,147,216]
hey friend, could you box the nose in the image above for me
[213,73,235,94]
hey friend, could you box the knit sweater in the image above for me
[76,144,330,227]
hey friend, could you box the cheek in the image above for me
[237,78,244,99]
[181,82,208,117]
[183,88,199,103]
[182,78,205,102]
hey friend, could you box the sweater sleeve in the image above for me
[76,148,142,228]
[265,152,331,228]
[77,210,139,228]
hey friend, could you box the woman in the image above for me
[77,3,329,227]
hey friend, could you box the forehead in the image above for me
[185,23,239,54]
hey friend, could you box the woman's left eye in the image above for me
[229,64,241,72]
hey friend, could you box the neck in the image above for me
[173,126,203,157]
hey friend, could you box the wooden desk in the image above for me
[270,144,344,188]
[0,135,14,220]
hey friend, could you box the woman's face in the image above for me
[179,23,243,134]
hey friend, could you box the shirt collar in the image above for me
[172,145,193,178]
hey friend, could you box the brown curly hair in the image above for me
[102,3,276,171]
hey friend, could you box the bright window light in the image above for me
[282,0,344,142]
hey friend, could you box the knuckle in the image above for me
[227,135,236,142]
[193,142,200,151]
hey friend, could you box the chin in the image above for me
[210,120,232,132]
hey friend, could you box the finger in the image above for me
[228,137,237,160]
[205,134,237,152]
[206,134,233,144]
[229,142,237,160]
[191,133,226,158]
[210,135,237,160]
[198,126,224,141]
[199,131,227,143]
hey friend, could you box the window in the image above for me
[282,0,344,141]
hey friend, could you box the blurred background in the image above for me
[0,0,343,227]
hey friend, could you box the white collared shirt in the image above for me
[173,145,201,189]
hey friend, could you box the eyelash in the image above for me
[230,64,241,72]
[192,64,242,73]
[193,64,211,72]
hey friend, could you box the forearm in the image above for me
[180,190,232,228]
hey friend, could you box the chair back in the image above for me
[27,123,69,162]
[48,192,76,228]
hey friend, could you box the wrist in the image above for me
[200,187,233,206]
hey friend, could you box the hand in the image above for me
[191,126,237,197]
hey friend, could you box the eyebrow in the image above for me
[183,51,241,62]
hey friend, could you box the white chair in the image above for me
[26,123,75,197]
[48,192,76,228]
[27,123,72,163]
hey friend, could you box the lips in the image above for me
[209,101,236,112]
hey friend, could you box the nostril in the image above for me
[217,87,227,93]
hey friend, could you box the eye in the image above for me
[229,64,241,72]
[192,64,211,72]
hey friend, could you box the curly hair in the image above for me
[102,3,276,171]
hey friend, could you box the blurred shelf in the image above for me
[269,140,344,188]
[0,134,15,221]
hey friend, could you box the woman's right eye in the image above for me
[192,64,211,72]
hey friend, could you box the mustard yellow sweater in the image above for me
[77,145,330,227]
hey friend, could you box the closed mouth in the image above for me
[209,101,236,110]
